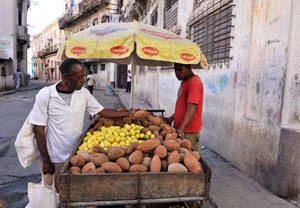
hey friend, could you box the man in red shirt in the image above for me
[168,63,203,151]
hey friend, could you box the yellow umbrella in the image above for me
[65,22,208,108]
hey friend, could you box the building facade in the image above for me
[125,0,300,201]
[32,20,65,81]
[0,0,30,90]
[59,0,124,88]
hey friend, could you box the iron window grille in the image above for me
[101,64,105,71]
[93,64,98,74]
[151,8,158,26]
[164,0,178,30]
[187,0,234,64]
[139,66,145,74]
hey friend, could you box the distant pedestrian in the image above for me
[125,69,131,93]
[45,72,49,83]
[13,69,22,90]
[86,71,95,94]
[27,74,31,85]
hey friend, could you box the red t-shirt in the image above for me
[174,75,203,132]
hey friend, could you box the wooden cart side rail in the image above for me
[62,197,205,207]
[200,157,212,201]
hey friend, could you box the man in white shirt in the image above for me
[13,69,22,90]
[29,58,137,189]
[86,70,95,94]
[125,69,131,93]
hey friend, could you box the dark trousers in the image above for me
[87,85,94,94]
[126,81,131,92]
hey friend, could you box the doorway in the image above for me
[116,64,127,88]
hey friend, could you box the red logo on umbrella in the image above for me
[71,46,86,56]
[180,53,196,62]
[111,46,129,56]
[142,47,159,57]
[201,60,208,67]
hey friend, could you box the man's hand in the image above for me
[129,108,140,117]
[42,159,55,175]
[177,128,185,139]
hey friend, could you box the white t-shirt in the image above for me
[127,71,131,82]
[87,74,94,86]
[29,82,103,163]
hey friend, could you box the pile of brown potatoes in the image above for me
[69,110,203,174]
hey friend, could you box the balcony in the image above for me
[59,0,108,29]
[17,25,30,44]
[37,44,59,58]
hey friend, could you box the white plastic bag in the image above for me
[15,111,40,168]
[26,175,59,208]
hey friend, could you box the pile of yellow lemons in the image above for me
[78,124,155,153]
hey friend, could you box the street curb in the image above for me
[0,87,42,96]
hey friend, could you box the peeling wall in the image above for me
[133,0,300,201]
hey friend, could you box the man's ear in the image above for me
[62,73,69,80]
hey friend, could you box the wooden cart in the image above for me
[58,125,212,208]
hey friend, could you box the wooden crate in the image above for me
[58,128,211,207]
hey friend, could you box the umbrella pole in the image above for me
[130,60,136,109]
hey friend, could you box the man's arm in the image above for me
[98,109,138,118]
[167,113,175,124]
[33,125,54,174]
[177,103,197,138]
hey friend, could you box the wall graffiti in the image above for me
[219,75,228,91]
[207,82,218,95]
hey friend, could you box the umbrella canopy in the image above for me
[64,22,208,108]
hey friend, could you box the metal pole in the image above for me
[130,60,136,109]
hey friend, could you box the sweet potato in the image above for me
[141,157,151,167]
[133,110,147,120]
[129,164,148,172]
[94,122,103,130]
[77,149,90,162]
[91,146,105,154]
[165,133,178,142]
[181,139,192,150]
[153,130,160,137]
[108,146,125,161]
[160,130,168,137]
[179,147,190,155]
[93,167,105,173]
[129,150,143,164]
[123,117,132,124]
[118,107,127,112]
[130,142,139,150]
[191,151,200,161]
[116,157,130,171]
[115,120,124,127]
[154,145,167,159]
[184,153,203,173]
[134,120,142,125]
[104,119,114,127]
[168,151,180,165]
[137,139,160,152]
[89,153,109,167]
[82,162,96,173]
[125,145,134,155]
[164,140,180,152]
[156,135,163,142]
[150,154,161,172]
[148,125,161,132]
[142,120,150,127]
[141,128,150,134]
[171,132,178,138]
[70,155,86,168]
[168,163,188,173]
[101,162,122,173]
[69,166,81,174]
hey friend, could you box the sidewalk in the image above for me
[116,90,298,208]
[0,80,55,96]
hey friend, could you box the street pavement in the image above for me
[0,81,298,208]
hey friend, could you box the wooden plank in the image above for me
[65,173,139,202]
[140,172,206,199]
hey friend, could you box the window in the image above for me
[150,8,158,26]
[139,65,145,74]
[187,0,234,63]
[18,2,23,25]
[164,0,178,30]
[166,0,177,11]
[93,18,98,26]
[86,21,92,28]
[101,64,105,71]
[0,62,6,77]
[93,64,98,74]
[80,25,85,31]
